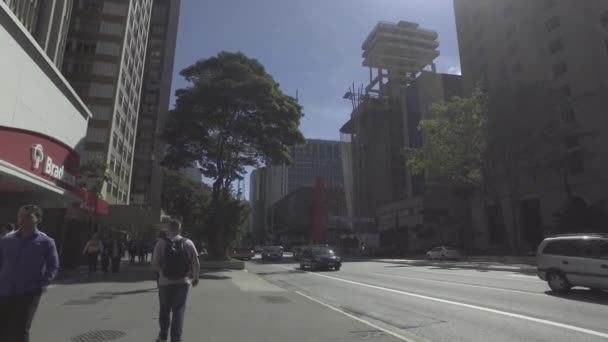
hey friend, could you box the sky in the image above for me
[169,0,462,199]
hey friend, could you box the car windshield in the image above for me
[312,248,335,256]
[266,247,282,252]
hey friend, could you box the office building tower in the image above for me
[2,0,73,66]
[454,0,608,245]
[287,139,343,193]
[63,0,154,204]
[130,0,180,208]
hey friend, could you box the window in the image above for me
[601,11,608,27]
[112,184,119,197]
[102,2,127,16]
[112,132,119,149]
[89,105,111,120]
[93,62,118,76]
[549,39,563,54]
[110,155,117,173]
[99,22,125,36]
[75,41,97,54]
[565,136,580,148]
[568,158,584,175]
[86,128,107,143]
[96,42,121,56]
[106,181,113,197]
[508,42,520,56]
[546,16,560,32]
[89,83,114,98]
[553,61,568,78]
[511,62,523,74]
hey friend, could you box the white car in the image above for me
[537,234,608,292]
[426,246,461,260]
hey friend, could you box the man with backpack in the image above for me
[152,219,200,342]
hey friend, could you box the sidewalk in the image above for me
[32,262,402,342]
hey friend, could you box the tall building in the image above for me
[2,0,73,66]
[63,0,154,205]
[130,0,180,208]
[454,0,608,247]
[287,139,343,193]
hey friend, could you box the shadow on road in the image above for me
[382,259,536,275]
[545,289,608,305]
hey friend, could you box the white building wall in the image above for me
[0,3,90,149]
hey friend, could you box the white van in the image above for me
[537,234,608,292]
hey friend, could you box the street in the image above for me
[31,257,608,342]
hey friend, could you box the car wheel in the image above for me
[547,270,571,292]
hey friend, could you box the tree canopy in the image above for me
[79,158,111,195]
[163,51,305,194]
[161,168,211,228]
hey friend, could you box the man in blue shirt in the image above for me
[0,204,59,342]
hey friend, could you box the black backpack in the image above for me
[162,238,191,279]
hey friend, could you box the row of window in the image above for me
[106,181,128,204]
[66,40,121,56]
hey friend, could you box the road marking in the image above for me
[294,290,419,342]
[386,267,541,283]
[373,272,544,296]
[277,265,608,339]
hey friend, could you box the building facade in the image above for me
[3,0,73,67]
[63,0,154,205]
[454,0,608,248]
[130,0,180,209]
[287,139,343,193]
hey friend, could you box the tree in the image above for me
[405,82,573,251]
[79,158,111,195]
[163,51,305,259]
[161,168,211,229]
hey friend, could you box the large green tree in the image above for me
[163,51,305,258]
[79,158,111,195]
[405,82,574,251]
[161,168,211,229]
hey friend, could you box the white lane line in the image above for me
[277,265,608,339]
[294,290,419,342]
[373,272,544,296]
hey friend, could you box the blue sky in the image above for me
[170,0,461,198]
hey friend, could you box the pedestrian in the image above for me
[0,204,59,342]
[152,220,200,342]
[153,230,168,287]
[101,238,111,274]
[82,234,103,275]
[128,239,137,264]
[110,239,125,273]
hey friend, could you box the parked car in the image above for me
[300,246,342,271]
[254,245,264,253]
[537,233,608,292]
[231,247,256,260]
[426,246,461,260]
[261,246,284,261]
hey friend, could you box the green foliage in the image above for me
[79,158,111,195]
[204,193,251,259]
[163,51,305,185]
[404,87,487,190]
[161,168,211,227]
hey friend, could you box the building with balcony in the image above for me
[62,0,154,205]
[130,0,180,209]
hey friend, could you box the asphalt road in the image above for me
[247,255,608,342]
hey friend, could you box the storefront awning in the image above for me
[75,190,109,215]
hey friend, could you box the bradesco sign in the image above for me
[30,144,77,186]
[0,128,80,190]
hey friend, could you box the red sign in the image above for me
[0,127,80,191]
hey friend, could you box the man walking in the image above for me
[152,220,200,342]
[0,205,59,342]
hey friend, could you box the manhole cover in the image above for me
[259,295,291,304]
[71,330,126,341]
[63,299,101,305]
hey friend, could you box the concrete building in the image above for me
[340,21,469,252]
[454,0,608,248]
[287,139,343,193]
[130,0,180,209]
[2,0,73,66]
[0,1,104,267]
[62,0,154,205]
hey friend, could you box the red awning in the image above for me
[74,190,109,215]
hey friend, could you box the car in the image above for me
[254,245,264,253]
[300,246,342,271]
[261,246,284,261]
[426,246,461,260]
[231,247,255,260]
[537,233,608,292]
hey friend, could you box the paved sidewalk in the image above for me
[32,263,403,342]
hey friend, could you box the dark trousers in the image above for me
[87,253,99,273]
[0,291,42,342]
[158,284,190,342]
[101,255,110,274]
[111,257,121,273]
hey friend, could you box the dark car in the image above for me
[261,246,283,261]
[300,246,341,271]
[292,246,305,261]
[231,247,255,260]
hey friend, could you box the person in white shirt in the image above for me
[152,220,200,342]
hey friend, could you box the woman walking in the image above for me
[83,234,103,275]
